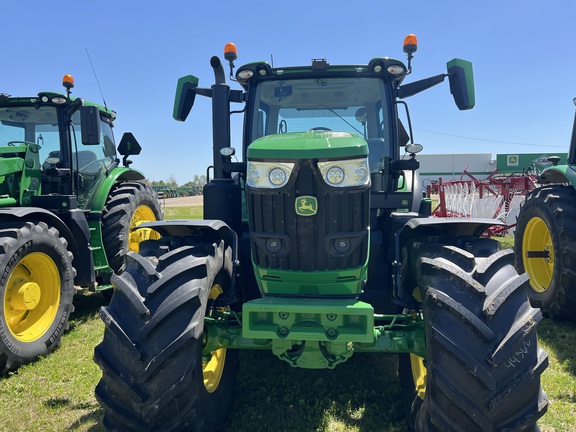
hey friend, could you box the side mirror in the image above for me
[117,132,142,156]
[80,105,101,145]
[117,132,141,167]
[173,75,199,121]
[447,59,475,110]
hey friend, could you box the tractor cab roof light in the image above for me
[237,69,254,80]
[51,96,67,105]
[224,43,237,61]
[62,74,74,96]
[403,34,418,73]
[387,64,406,76]
[236,62,272,83]
[224,42,238,79]
[403,34,418,54]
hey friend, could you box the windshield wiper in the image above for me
[329,109,365,137]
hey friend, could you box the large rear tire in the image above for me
[399,238,548,431]
[0,221,75,374]
[94,240,238,431]
[514,185,576,320]
[101,181,162,277]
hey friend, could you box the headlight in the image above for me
[247,161,295,189]
[318,158,370,188]
[325,166,345,185]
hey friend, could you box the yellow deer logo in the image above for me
[295,196,318,216]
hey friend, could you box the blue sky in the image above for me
[2,1,575,184]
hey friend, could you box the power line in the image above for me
[415,128,566,148]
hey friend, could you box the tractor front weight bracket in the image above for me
[202,300,427,369]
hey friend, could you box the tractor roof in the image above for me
[235,57,408,89]
[0,92,115,119]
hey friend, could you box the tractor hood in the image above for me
[247,131,368,160]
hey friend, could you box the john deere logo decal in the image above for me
[295,196,317,216]
[507,155,519,167]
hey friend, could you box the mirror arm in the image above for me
[122,155,133,167]
[397,74,446,99]
[230,89,245,103]
[196,88,212,97]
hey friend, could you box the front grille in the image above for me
[247,161,369,271]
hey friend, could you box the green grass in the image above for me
[495,234,515,250]
[0,208,573,431]
[162,205,203,220]
[0,291,107,432]
[537,320,576,431]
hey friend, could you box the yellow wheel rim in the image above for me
[203,284,226,393]
[410,353,427,400]
[3,252,60,342]
[128,205,160,253]
[522,216,554,293]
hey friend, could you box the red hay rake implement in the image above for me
[426,167,538,236]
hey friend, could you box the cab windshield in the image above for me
[249,77,393,172]
[249,77,391,143]
[0,105,116,171]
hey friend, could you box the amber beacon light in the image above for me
[403,34,418,55]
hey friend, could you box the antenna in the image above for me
[85,48,108,109]
[271,54,274,68]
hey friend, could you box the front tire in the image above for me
[0,221,75,374]
[94,240,238,431]
[101,181,163,277]
[399,238,548,431]
[514,185,576,319]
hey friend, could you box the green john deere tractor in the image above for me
[514,97,576,320]
[95,37,548,431]
[0,75,162,374]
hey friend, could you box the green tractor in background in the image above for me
[0,75,162,374]
[95,37,548,431]
[514,97,576,320]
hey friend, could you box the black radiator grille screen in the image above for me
[247,162,369,271]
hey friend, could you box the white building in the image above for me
[416,153,494,186]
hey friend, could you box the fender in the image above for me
[537,164,576,188]
[89,166,146,213]
[0,207,94,287]
[137,219,238,260]
[394,217,506,308]
[84,166,145,277]
[136,220,239,302]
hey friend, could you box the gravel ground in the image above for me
[159,195,203,207]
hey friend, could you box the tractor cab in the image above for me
[0,75,140,210]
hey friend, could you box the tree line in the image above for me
[146,174,207,189]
